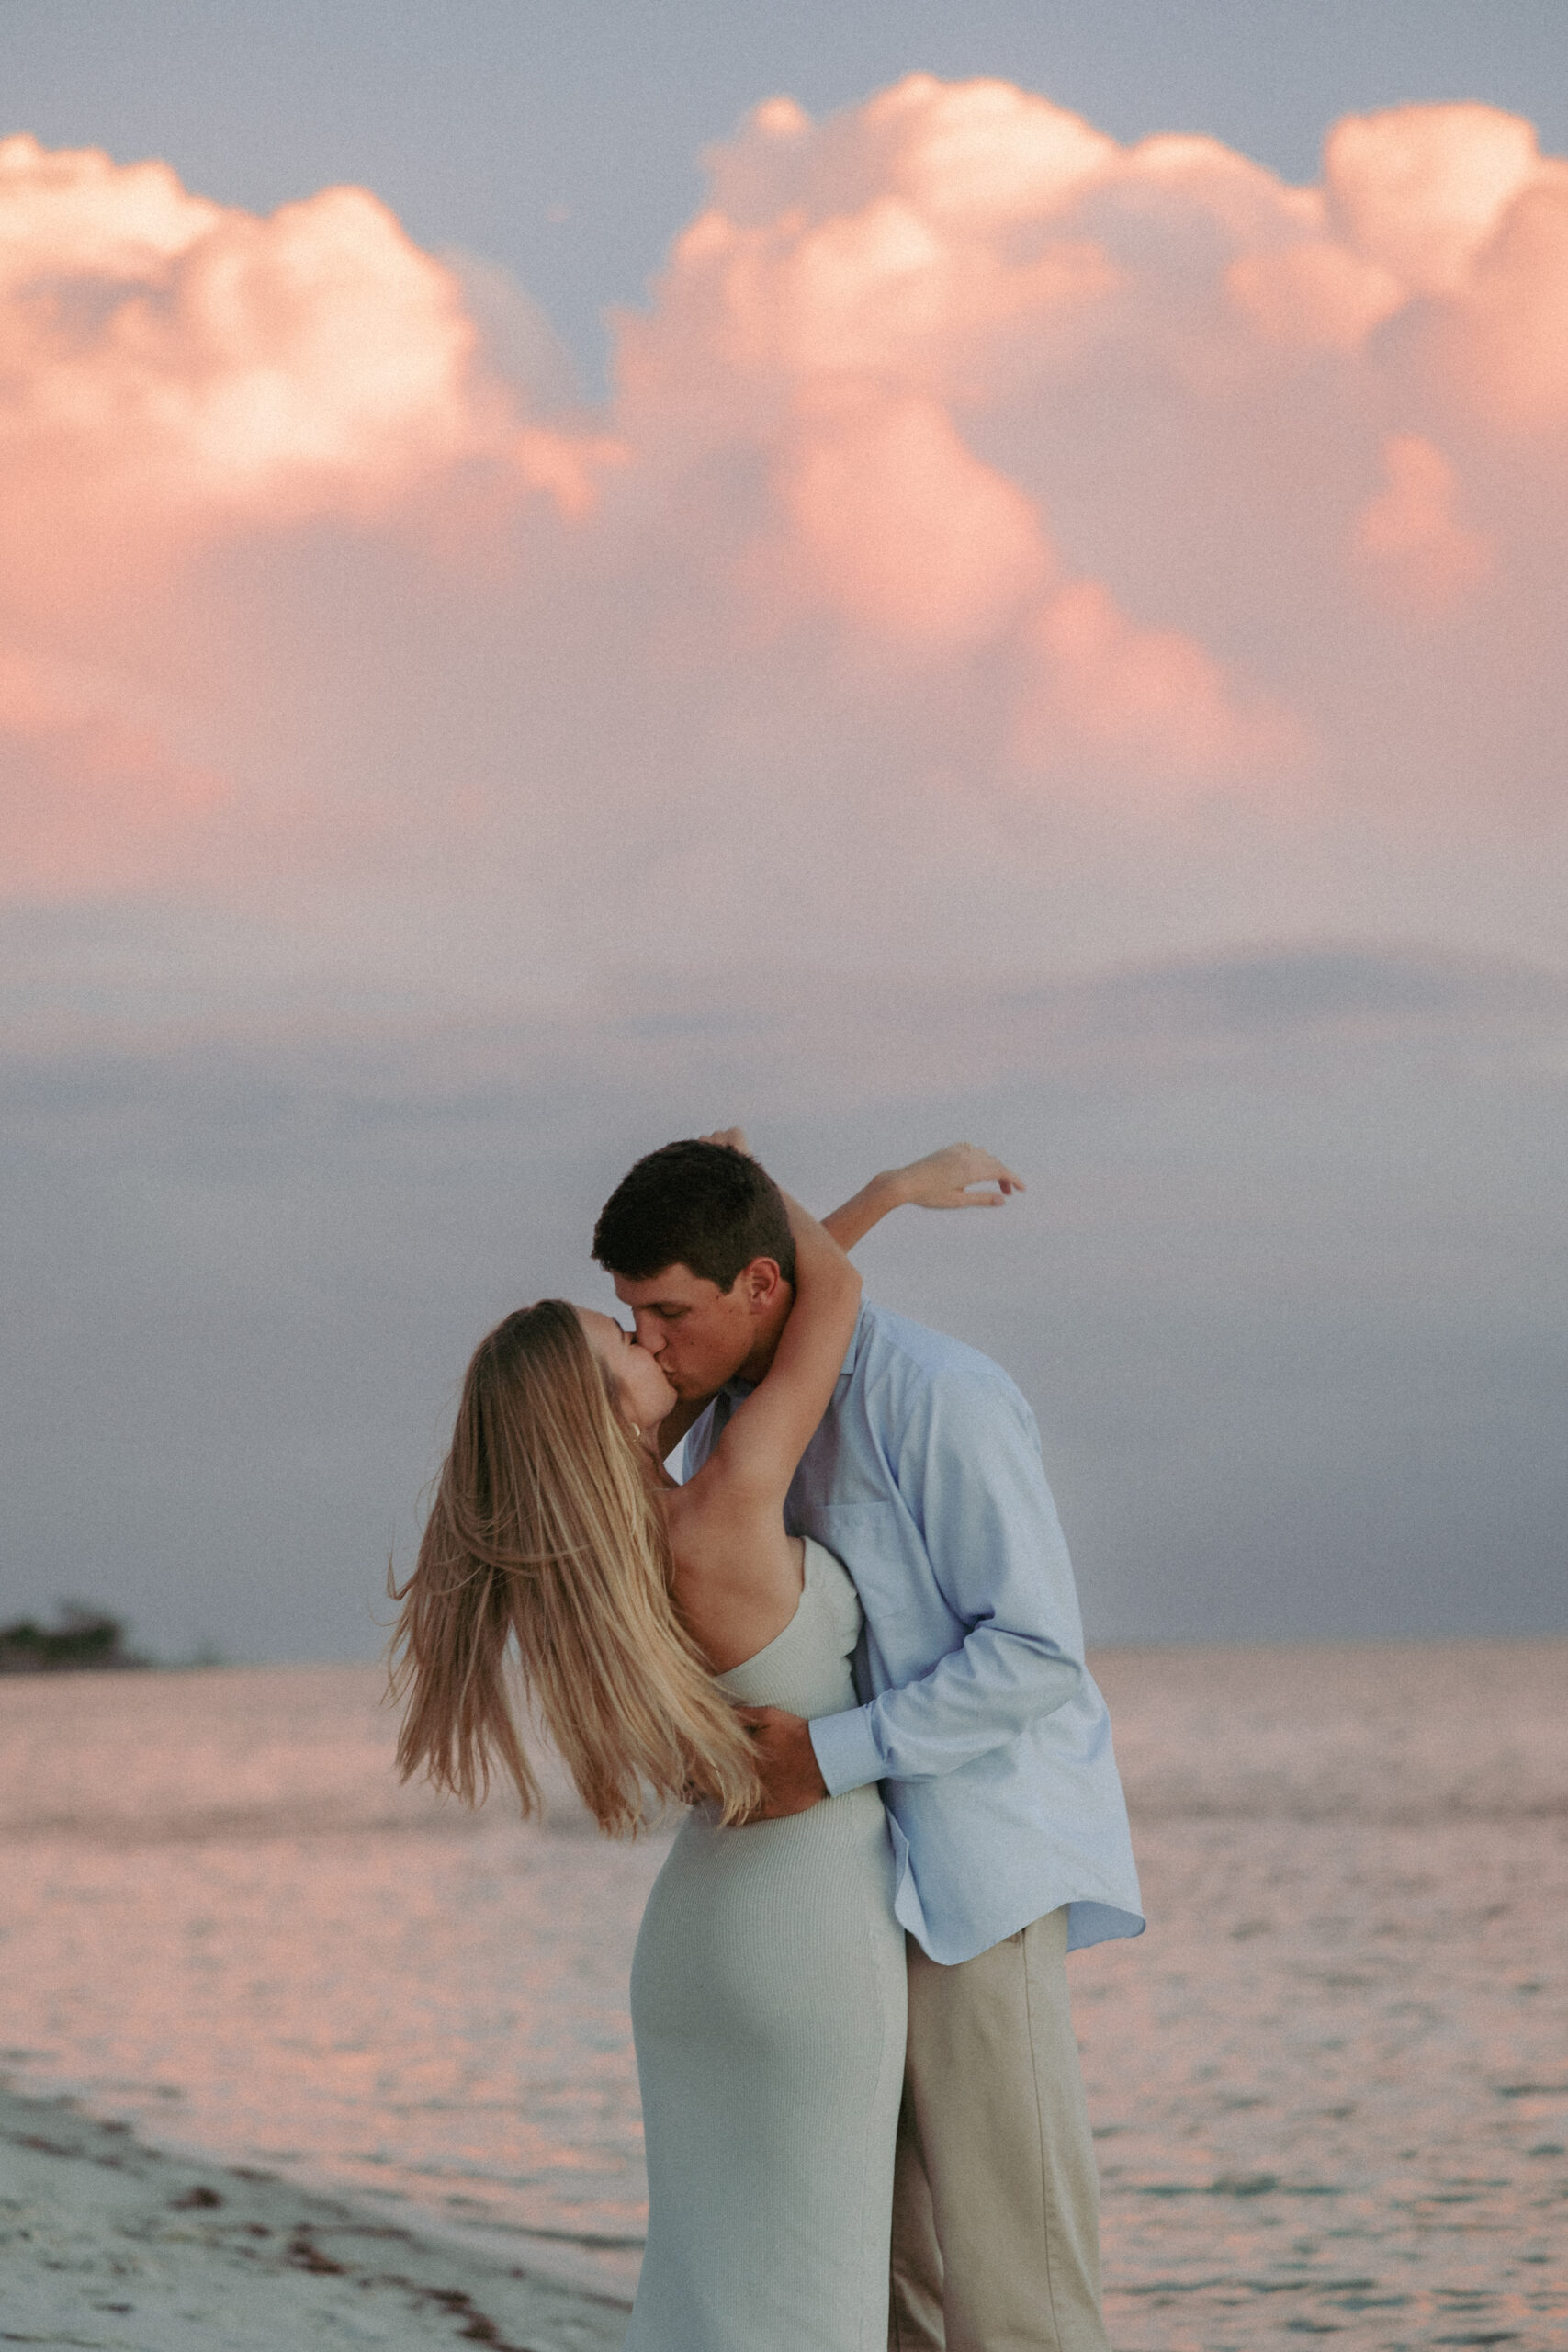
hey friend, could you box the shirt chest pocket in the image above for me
[812,1502,923,1624]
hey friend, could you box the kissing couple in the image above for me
[393,1134,1143,2351]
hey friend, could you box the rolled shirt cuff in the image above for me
[808,1702,883,1796]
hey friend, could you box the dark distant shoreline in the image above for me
[0,1609,150,1676]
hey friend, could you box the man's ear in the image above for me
[740,1257,785,1313]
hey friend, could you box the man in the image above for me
[593,1136,1143,2352]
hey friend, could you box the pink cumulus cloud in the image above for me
[0,133,604,545]
[0,85,1564,968]
[1351,434,1492,618]
[0,648,224,896]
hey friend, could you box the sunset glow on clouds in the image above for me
[0,132,603,536]
[4,58,1564,1664]
[2,82,1565,964]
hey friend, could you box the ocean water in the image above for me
[1,1640,1563,2347]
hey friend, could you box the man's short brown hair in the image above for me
[592,1140,796,1291]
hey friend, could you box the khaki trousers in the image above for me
[888,1908,1111,2352]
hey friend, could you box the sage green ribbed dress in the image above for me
[625,1539,906,2352]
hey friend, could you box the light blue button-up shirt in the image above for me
[687,1301,1144,1965]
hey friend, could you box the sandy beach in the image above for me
[0,2084,628,2350]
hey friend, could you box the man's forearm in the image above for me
[809,1630,1084,1793]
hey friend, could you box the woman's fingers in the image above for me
[953,1146,1024,1198]
[959,1148,1024,1202]
[902,1142,1025,1207]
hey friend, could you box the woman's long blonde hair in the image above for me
[389,1300,761,1834]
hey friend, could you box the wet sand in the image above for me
[0,2084,627,2350]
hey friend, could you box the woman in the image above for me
[391,1139,1019,2350]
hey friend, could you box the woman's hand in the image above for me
[823,1143,1024,1250]
[698,1127,751,1157]
[889,1142,1024,1211]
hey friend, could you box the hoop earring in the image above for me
[629,1422,642,1440]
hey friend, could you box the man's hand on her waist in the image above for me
[738,1706,829,1821]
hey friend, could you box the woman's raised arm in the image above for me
[823,1142,1024,1253]
[691,1183,862,1513]
[696,1131,1024,1256]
